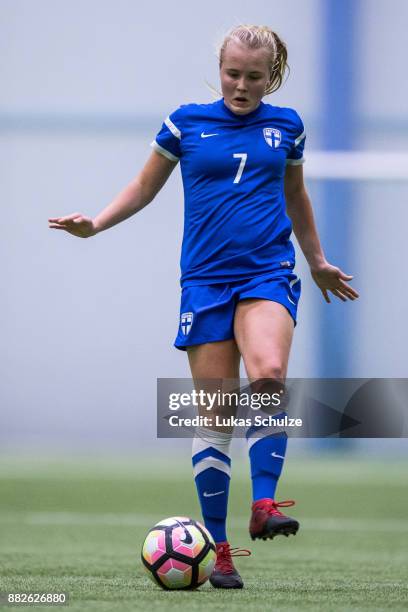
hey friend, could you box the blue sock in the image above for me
[247,424,287,502]
[192,427,232,543]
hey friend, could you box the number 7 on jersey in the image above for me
[233,153,247,184]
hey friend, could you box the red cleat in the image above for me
[209,542,251,589]
[249,498,299,541]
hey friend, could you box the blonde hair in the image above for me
[218,24,289,95]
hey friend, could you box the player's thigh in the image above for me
[234,299,294,381]
[187,339,240,379]
[187,340,241,424]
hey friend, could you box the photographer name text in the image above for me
[167,415,302,428]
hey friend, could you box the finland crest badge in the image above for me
[263,127,281,148]
[180,311,193,335]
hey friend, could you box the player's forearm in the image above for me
[286,189,326,270]
[93,177,151,234]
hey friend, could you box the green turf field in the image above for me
[1,454,407,611]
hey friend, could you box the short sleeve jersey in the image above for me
[152,98,305,287]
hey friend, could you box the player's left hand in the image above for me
[311,262,359,303]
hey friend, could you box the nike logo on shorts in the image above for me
[201,132,219,138]
[287,277,300,305]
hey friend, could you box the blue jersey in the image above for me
[152,98,305,287]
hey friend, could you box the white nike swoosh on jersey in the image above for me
[287,295,296,305]
[271,452,285,459]
[201,132,219,138]
[203,490,225,497]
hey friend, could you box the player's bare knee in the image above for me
[249,361,285,382]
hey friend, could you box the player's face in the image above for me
[220,40,270,115]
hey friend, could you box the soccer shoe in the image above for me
[209,542,251,589]
[249,498,299,541]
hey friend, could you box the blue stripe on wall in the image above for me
[318,0,360,376]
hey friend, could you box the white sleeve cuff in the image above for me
[150,141,180,162]
[286,157,305,166]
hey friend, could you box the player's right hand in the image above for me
[48,213,98,238]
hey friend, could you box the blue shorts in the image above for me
[174,270,301,351]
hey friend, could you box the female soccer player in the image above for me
[49,25,359,589]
